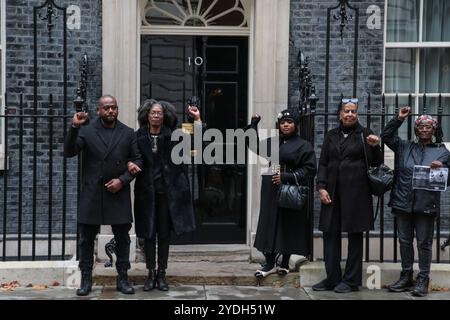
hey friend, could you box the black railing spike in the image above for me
[297,50,317,116]
[36,0,66,42]
[74,54,89,113]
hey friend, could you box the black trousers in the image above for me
[395,211,435,279]
[144,193,172,270]
[78,223,132,272]
[264,252,291,269]
[322,195,363,287]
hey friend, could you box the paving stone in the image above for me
[303,287,414,300]
[205,285,310,300]
[99,285,206,300]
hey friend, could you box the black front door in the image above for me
[141,35,248,244]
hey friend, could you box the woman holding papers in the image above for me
[381,107,450,297]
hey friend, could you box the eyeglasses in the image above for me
[101,105,118,111]
[150,111,164,117]
[342,98,359,104]
[416,125,433,130]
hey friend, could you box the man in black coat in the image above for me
[64,95,142,296]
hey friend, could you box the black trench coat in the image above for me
[64,118,142,225]
[317,123,382,233]
[254,134,317,255]
[133,125,196,239]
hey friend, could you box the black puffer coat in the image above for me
[381,117,450,215]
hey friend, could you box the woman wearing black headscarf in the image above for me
[249,109,317,277]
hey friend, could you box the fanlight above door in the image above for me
[141,0,250,28]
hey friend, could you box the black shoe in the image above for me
[312,280,335,291]
[156,270,169,291]
[76,271,92,296]
[388,270,414,292]
[116,270,135,295]
[411,276,429,297]
[143,269,157,291]
[255,264,277,278]
[334,282,359,293]
[277,267,290,276]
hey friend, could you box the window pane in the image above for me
[387,0,419,42]
[423,0,450,41]
[418,97,450,140]
[420,48,450,93]
[385,49,416,93]
[144,0,185,26]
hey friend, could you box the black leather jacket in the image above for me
[381,117,450,215]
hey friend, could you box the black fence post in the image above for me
[2,97,8,262]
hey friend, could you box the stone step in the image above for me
[95,245,308,287]
[136,251,250,263]
[93,262,300,287]
[134,244,251,263]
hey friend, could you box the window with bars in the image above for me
[384,0,450,138]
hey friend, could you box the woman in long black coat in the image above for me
[313,99,382,293]
[250,109,317,277]
[129,99,198,291]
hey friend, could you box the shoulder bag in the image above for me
[277,172,309,211]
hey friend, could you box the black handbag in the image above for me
[277,172,309,210]
[360,133,394,197]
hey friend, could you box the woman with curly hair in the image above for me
[128,99,201,291]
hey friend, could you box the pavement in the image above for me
[1,283,450,300]
[2,246,450,304]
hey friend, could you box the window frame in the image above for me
[382,0,450,109]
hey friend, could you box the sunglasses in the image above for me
[342,98,359,104]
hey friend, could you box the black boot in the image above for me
[143,269,157,291]
[277,255,290,276]
[116,269,135,294]
[156,269,169,291]
[412,276,430,297]
[76,271,92,296]
[388,270,414,292]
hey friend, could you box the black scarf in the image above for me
[339,122,357,135]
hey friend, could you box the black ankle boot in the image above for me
[156,269,169,291]
[143,269,157,291]
[412,276,429,297]
[116,269,135,294]
[389,270,414,292]
[76,271,92,296]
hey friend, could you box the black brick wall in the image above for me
[289,0,384,132]
[289,0,387,231]
[0,0,102,240]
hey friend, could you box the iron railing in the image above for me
[1,93,78,261]
[298,92,450,264]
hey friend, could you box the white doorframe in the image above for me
[102,0,291,256]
